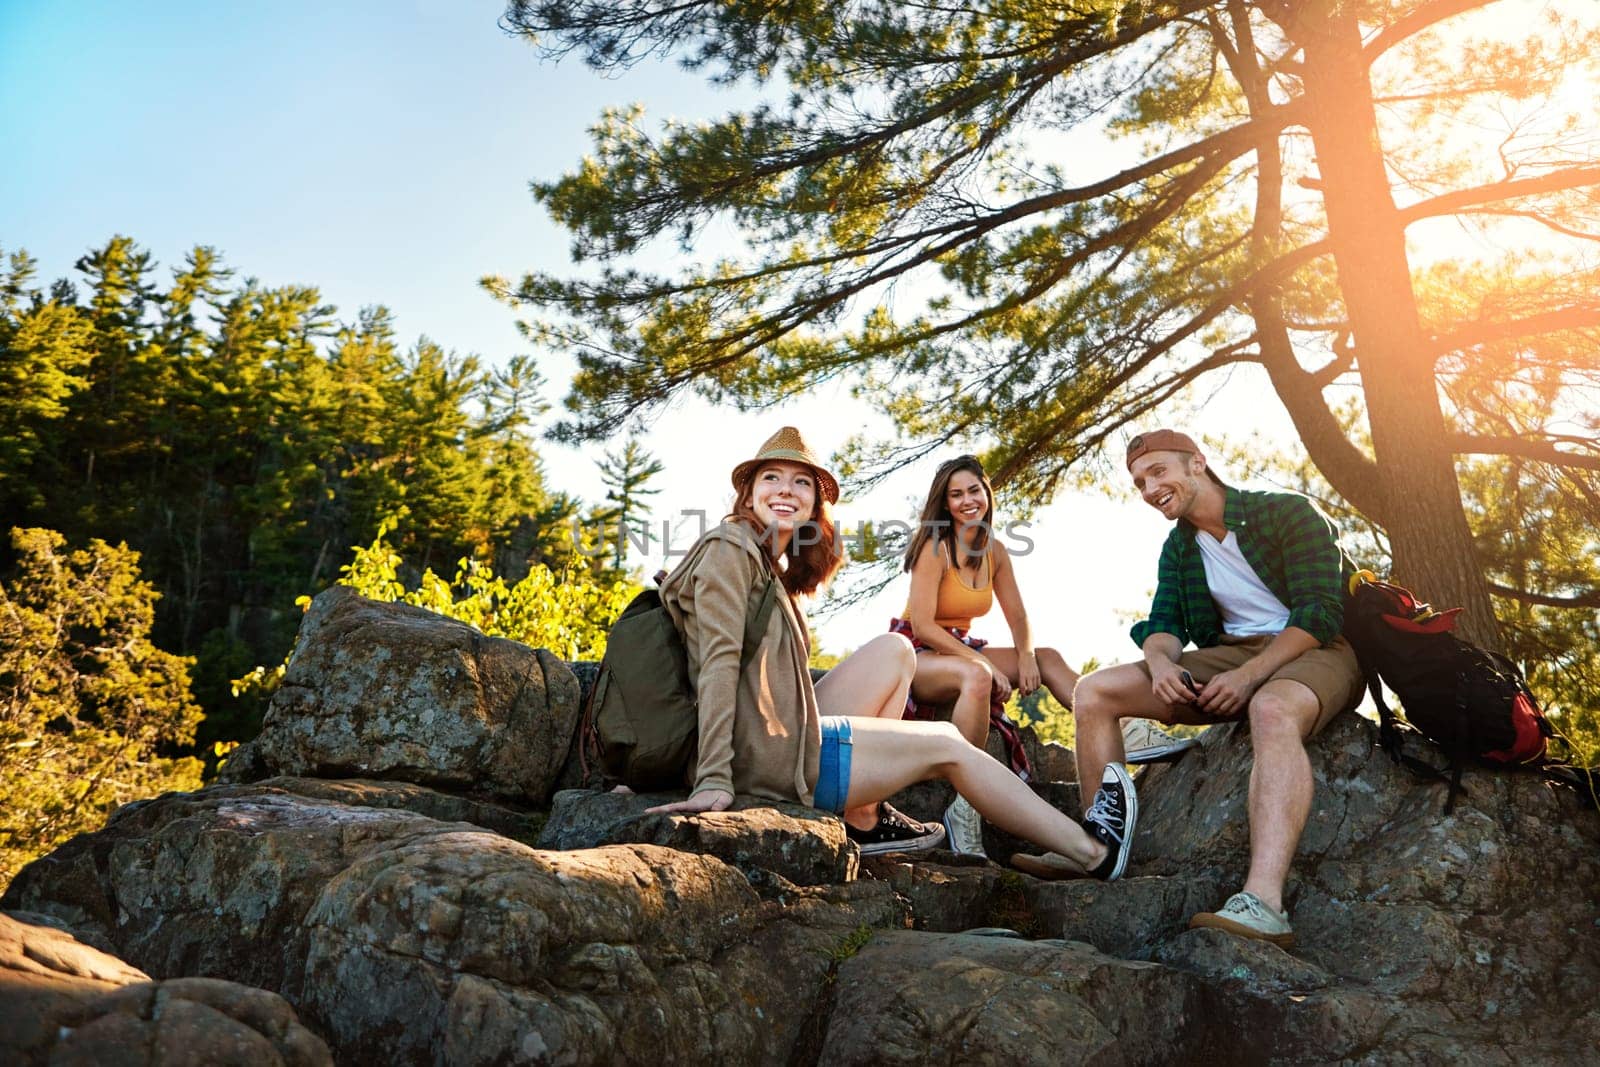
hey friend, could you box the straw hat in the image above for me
[730,426,840,504]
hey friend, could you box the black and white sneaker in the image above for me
[1083,763,1138,880]
[846,803,947,855]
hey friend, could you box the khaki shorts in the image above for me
[1134,633,1364,734]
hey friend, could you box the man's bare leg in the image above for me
[1240,679,1323,912]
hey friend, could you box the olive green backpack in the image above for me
[583,568,778,792]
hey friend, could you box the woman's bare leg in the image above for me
[839,717,1108,870]
[815,633,916,829]
[815,633,916,720]
[908,653,993,746]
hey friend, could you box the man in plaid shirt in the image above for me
[1071,429,1363,948]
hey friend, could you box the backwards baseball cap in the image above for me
[1125,429,1226,485]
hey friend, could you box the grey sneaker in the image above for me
[1189,891,1294,947]
[1082,762,1137,880]
[1121,718,1200,764]
[942,795,987,857]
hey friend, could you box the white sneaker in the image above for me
[1121,718,1200,764]
[942,795,987,857]
[1189,891,1294,947]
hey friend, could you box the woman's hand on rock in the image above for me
[646,789,734,815]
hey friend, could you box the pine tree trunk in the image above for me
[1292,5,1502,649]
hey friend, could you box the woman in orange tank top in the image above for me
[890,455,1084,855]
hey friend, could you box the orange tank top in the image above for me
[901,544,995,631]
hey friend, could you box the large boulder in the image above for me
[255,586,580,804]
[2,783,905,1065]
[874,713,1600,1062]
[8,581,1600,1065]
[1,911,330,1066]
[538,788,857,886]
[821,930,1208,1065]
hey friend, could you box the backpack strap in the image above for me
[1366,661,1467,813]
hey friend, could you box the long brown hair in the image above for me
[901,454,995,574]
[729,465,843,596]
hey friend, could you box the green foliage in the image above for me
[1011,687,1076,751]
[333,520,639,661]
[0,528,204,888]
[808,648,844,672]
[823,923,875,965]
[595,437,665,568]
[0,235,615,748]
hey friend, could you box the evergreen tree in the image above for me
[499,0,1600,648]
[0,528,204,885]
[0,249,94,512]
[0,236,592,744]
[595,437,664,567]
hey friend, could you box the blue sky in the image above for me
[2,0,1300,664]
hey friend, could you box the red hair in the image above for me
[729,467,843,596]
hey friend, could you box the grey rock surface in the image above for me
[2,784,904,1066]
[821,930,1208,1065]
[255,586,580,803]
[0,911,330,1066]
[539,787,856,885]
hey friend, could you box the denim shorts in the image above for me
[812,717,854,814]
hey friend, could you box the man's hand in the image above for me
[991,668,1013,703]
[646,788,734,815]
[1196,667,1262,718]
[1149,659,1197,707]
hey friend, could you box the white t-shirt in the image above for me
[1195,529,1291,637]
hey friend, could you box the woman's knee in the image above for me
[864,632,916,678]
[917,719,970,772]
[959,656,993,692]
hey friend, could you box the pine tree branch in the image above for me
[1487,582,1600,609]
[1362,0,1500,62]
[1398,166,1600,224]
[1450,434,1600,472]
[1432,305,1600,359]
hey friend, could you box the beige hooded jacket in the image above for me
[659,522,821,804]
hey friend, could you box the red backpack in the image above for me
[1342,571,1550,812]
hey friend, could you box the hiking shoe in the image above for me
[1009,851,1090,881]
[1121,718,1201,764]
[1189,891,1294,947]
[846,803,946,855]
[942,795,987,857]
[1082,762,1137,881]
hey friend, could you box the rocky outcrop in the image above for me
[1,911,330,1066]
[538,788,857,886]
[3,784,904,1065]
[6,589,1599,1064]
[254,586,580,803]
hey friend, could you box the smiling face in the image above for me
[1130,449,1207,521]
[945,469,991,532]
[746,460,817,538]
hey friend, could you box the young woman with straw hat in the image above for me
[645,427,1136,878]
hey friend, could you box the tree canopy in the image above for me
[497,0,1600,649]
[0,528,205,885]
[1,236,632,740]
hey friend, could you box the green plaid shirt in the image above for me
[1130,487,1349,650]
